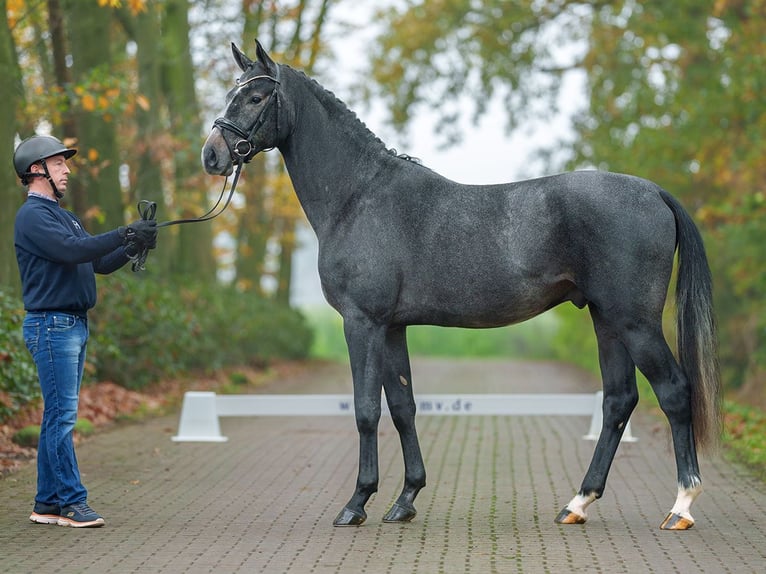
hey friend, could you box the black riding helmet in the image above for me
[13,135,77,186]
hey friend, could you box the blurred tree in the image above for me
[0,0,24,293]
[369,0,765,401]
[63,0,124,232]
[46,0,82,211]
[116,1,164,205]
[115,0,172,272]
[162,0,216,280]
[368,0,585,146]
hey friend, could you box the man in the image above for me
[12,134,157,528]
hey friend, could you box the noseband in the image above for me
[213,65,281,162]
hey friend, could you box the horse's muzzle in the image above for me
[201,129,234,176]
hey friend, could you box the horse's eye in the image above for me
[251,96,263,104]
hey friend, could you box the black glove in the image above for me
[124,239,156,258]
[125,241,140,258]
[119,219,158,247]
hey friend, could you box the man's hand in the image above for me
[125,241,140,258]
[119,219,158,248]
[124,239,156,258]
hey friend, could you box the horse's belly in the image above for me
[394,277,576,329]
[319,235,581,328]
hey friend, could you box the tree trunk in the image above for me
[234,157,271,294]
[64,0,123,232]
[274,218,295,305]
[162,0,215,281]
[0,0,24,293]
[47,0,81,214]
[129,0,172,272]
[132,2,164,207]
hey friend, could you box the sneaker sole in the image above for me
[30,513,60,525]
[57,517,105,528]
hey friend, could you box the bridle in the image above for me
[129,65,281,272]
[213,64,282,161]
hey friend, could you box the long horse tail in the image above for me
[659,189,722,452]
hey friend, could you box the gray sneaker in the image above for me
[57,502,105,528]
[30,502,60,525]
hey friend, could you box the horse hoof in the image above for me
[554,508,586,525]
[333,507,367,527]
[382,502,417,523]
[660,512,694,530]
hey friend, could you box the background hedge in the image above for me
[0,275,312,421]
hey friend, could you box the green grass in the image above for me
[11,418,95,448]
[722,401,766,480]
[302,303,560,362]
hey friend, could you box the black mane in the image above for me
[287,66,424,166]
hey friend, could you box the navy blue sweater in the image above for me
[14,196,130,314]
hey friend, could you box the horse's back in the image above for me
[426,169,677,275]
[530,170,676,246]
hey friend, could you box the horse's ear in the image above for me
[254,39,278,75]
[231,42,253,72]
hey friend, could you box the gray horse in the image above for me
[202,40,720,530]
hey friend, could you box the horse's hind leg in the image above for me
[556,309,639,525]
[622,328,702,530]
[380,326,426,523]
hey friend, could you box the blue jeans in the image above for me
[23,312,89,507]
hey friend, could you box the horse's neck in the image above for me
[278,70,390,236]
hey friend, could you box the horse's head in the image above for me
[202,40,281,176]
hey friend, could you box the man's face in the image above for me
[31,154,70,193]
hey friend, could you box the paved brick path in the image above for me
[1,358,764,573]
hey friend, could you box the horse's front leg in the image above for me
[333,316,387,527]
[381,326,425,523]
